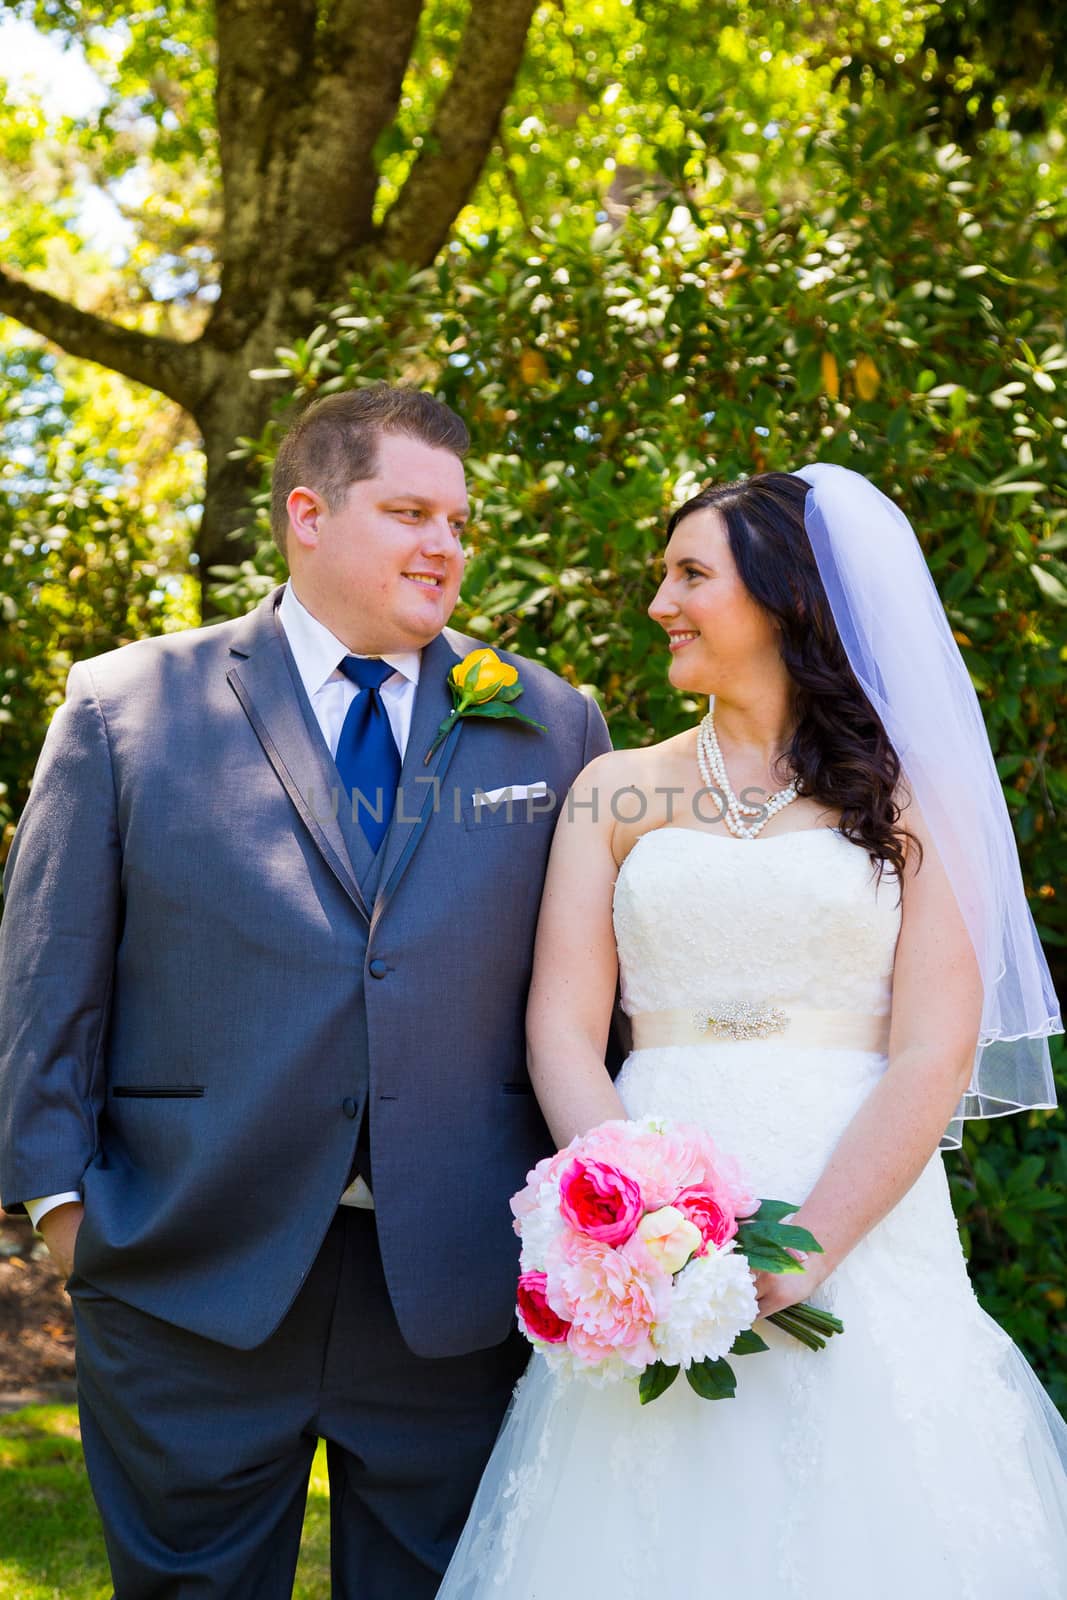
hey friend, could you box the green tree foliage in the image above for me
[849,0,1067,140]
[0,0,543,573]
[0,343,197,855]
[0,0,997,574]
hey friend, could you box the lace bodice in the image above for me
[612,827,902,1019]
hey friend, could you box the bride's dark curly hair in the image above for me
[667,470,921,886]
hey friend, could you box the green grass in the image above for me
[0,1406,330,1599]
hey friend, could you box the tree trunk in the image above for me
[0,0,541,603]
[197,388,280,601]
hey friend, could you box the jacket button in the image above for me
[368,958,388,978]
[342,1097,358,1119]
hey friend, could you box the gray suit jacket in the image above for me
[0,586,615,1355]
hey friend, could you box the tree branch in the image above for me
[374,0,539,268]
[0,268,204,409]
[294,0,425,263]
[495,124,539,243]
[211,0,319,347]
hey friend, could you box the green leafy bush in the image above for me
[0,347,197,859]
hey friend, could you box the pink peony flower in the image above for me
[566,1322,652,1372]
[546,1233,670,1371]
[571,1121,642,1166]
[674,1185,739,1253]
[607,1118,757,1216]
[559,1157,644,1245]
[577,1120,718,1210]
[510,1147,578,1233]
[516,1271,571,1344]
[684,1127,758,1220]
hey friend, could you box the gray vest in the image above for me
[282,638,385,1150]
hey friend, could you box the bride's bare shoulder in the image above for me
[574,731,692,794]
[570,735,697,868]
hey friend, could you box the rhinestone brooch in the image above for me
[692,1001,789,1040]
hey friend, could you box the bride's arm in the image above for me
[755,802,985,1318]
[526,751,630,1146]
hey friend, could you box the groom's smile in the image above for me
[286,431,469,655]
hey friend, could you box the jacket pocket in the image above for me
[463,801,556,832]
[111,1086,205,1098]
[500,1082,534,1095]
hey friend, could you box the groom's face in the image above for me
[289,432,469,654]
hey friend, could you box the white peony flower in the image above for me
[651,1248,759,1369]
[517,1192,566,1272]
[539,1342,631,1386]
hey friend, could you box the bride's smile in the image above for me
[648,505,785,704]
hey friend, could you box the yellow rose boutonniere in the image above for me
[424,648,547,764]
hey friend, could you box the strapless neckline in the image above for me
[618,825,846,881]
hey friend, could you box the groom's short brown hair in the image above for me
[270,386,469,558]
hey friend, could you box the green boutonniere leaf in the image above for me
[424,648,548,764]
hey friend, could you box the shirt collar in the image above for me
[278,582,422,696]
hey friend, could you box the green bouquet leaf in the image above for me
[685,1357,737,1401]
[639,1361,680,1404]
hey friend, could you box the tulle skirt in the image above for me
[438,1044,1067,1599]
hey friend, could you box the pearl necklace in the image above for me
[696,701,798,839]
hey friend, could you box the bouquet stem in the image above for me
[767,1303,845,1351]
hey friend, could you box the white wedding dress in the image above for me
[438,826,1067,1600]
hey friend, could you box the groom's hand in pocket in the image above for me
[39,1201,85,1284]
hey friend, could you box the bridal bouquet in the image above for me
[512,1116,843,1405]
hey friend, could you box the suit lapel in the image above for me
[372,628,466,928]
[226,589,372,924]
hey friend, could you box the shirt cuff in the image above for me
[25,1193,83,1231]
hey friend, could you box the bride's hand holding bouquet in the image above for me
[511,1115,845,1405]
[749,1199,839,1320]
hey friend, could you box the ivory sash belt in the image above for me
[630,1003,891,1055]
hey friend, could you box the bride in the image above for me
[438,465,1067,1598]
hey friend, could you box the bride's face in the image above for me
[648,507,781,695]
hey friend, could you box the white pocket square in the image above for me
[473,781,550,805]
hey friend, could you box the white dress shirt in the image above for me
[26,582,419,1229]
[277,580,421,760]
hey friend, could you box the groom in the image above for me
[0,386,614,1597]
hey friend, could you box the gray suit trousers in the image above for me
[71,1207,528,1600]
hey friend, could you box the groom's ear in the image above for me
[287,485,328,551]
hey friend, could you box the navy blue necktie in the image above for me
[335,657,402,853]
